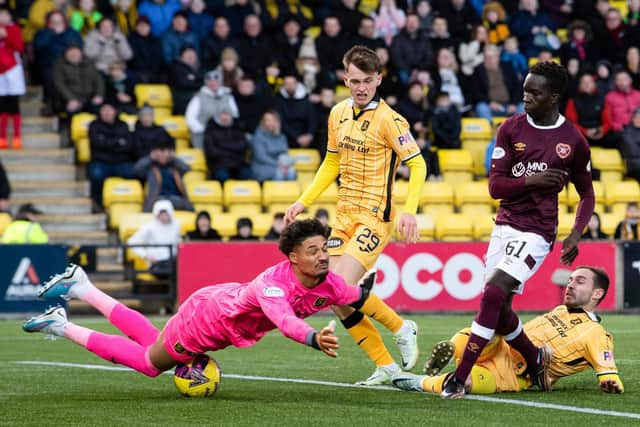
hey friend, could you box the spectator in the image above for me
[229,216,258,240]
[500,36,528,83]
[313,86,335,156]
[203,110,251,182]
[565,73,615,148]
[605,69,640,136]
[314,16,350,88]
[314,207,329,229]
[52,45,104,115]
[137,0,181,37]
[295,36,320,93]
[598,7,631,65]
[133,137,193,212]
[33,11,83,113]
[468,44,523,122]
[595,59,614,95]
[510,0,557,58]
[354,16,385,51]
[375,46,402,105]
[184,210,221,240]
[391,13,434,86]
[88,103,135,209]
[168,45,203,115]
[333,0,367,39]
[430,47,466,111]
[250,110,296,182]
[161,11,199,65]
[559,20,598,69]
[234,74,272,135]
[0,157,9,212]
[274,74,317,148]
[437,0,482,46]
[626,46,640,90]
[113,0,137,36]
[214,47,243,88]
[132,104,174,159]
[427,16,455,61]
[614,202,640,240]
[201,16,235,70]
[128,199,181,278]
[415,0,434,33]
[629,0,640,27]
[482,1,510,46]
[458,24,487,77]
[185,69,238,149]
[0,7,25,150]
[104,62,136,114]
[395,81,429,142]
[220,0,256,38]
[235,14,274,81]
[1,203,48,243]
[274,17,304,77]
[431,92,461,148]
[621,107,640,181]
[127,16,164,84]
[264,212,285,240]
[539,0,574,28]
[70,0,102,36]
[187,0,213,43]
[582,212,609,240]
[371,0,406,46]
[84,17,133,74]
[24,0,71,43]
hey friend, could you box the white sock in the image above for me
[381,362,400,372]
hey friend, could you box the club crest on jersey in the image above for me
[492,146,505,159]
[314,297,327,307]
[514,142,526,152]
[556,143,571,159]
[361,120,370,131]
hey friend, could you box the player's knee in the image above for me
[488,270,520,293]
[332,304,355,320]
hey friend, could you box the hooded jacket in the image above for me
[273,82,317,146]
[128,199,182,262]
[52,55,104,104]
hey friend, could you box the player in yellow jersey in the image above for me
[284,45,427,385]
[391,266,624,395]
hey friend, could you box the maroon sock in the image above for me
[11,113,20,138]
[0,114,7,138]
[454,283,507,382]
[500,309,539,369]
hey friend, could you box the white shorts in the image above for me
[0,62,25,96]
[484,224,551,294]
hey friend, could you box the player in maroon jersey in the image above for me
[442,62,595,399]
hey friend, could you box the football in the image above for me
[173,354,221,397]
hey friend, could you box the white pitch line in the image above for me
[13,360,640,420]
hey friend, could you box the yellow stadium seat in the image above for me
[611,0,628,17]
[455,181,493,215]
[253,213,275,238]
[265,203,291,214]
[262,181,300,205]
[175,138,190,150]
[227,203,262,215]
[556,28,568,43]
[600,213,619,236]
[439,149,474,184]
[421,203,455,217]
[186,180,223,205]
[135,84,173,110]
[119,113,137,130]
[304,25,321,38]
[528,57,539,67]
[335,85,351,102]
[557,213,575,241]
[605,181,640,206]
[70,113,95,141]
[193,203,223,215]
[108,202,142,230]
[297,171,316,188]
[176,148,207,172]
[315,181,338,204]
[75,137,90,163]
[119,212,153,242]
[0,212,11,236]
[591,148,624,182]
[420,181,454,205]
[289,148,321,172]
[472,215,494,241]
[492,116,508,133]
[415,213,435,241]
[211,213,240,238]
[102,178,143,208]
[393,180,409,204]
[608,202,629,218]
[462,139,490,177]
[157,115,189,139]
[435,213,473,241]
[460,118,492,140]
[174,210,197,235]
[567,182,605,213]
[224,180,261,207]
[183,170,206,184]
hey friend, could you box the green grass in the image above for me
[1,314,638,427]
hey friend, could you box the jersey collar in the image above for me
[566,306,601,322]
[349,95,381,119]
[526,113,566,129]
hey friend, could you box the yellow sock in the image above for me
[421,373,449,395]
[359,294,404,333]
[343,312,394,366]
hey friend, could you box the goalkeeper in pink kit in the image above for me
[24,219,374,376]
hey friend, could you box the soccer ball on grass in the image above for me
[173,354,221,397]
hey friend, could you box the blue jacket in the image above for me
[250,127,289,182]
[188,12,214,44]
[161,28,200,64]
[138,0,182,37]
[33,28,83,76]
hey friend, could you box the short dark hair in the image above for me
[576,265,610,305]
[237,217,253,229]
[278,219,327,255]
[343,45,382,74]
[529,61,569,96]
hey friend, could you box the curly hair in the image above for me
[278,219,328,255]
[530,61,568,96]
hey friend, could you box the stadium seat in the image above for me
[608,202,629,218]
[438,149,474,183]
[611,0,628,16]
[492,116,508,133]
[556,28,568,43]
[108,202,142,230]
[472,215,494,241]
[70,112,95,142]
[175,138,190,150]
[252,213,275,238]
[135,84,172,111]
[435,213,473,241]
[157,115,189,139]
[566,181,605,213]
[223,180,262,207]
[118,212,153,242]
[297,171,316,188]
[119,113,137,130]
[421,203,455,217]
[176,148,207,172]
[420,181,455,216]
[186,180,223,205]
[193,203,223,215]
[211,213,240,238]
[454,181,492,208]
[393,180,409,204]
[265,203,291,214]
[600,213,619,236]
[174,210,197,235]
[75,137,90,163]
[557,213,575,240]
[0,212,11,236]
[591,148,624,182]
[102,178,143,208]
[289,148,321,172]
[262,181,300,206]
[462,139,490,177]
[183,170,206,184]
[227,203,262,216]
[415,213,435,241]
[460,118,492,140]
[314,181,339,204]
[335,84,351,101]
[604,181,640,206]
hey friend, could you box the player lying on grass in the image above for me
[391,266,623,396]
[23,219,376,377]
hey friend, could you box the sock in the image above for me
[83,287,119,318]
[421,373,448,394]
[64,322,93,346]
[86,331,162,377]
[11,113,20,137]
[359,294,404,333]
[500,310,539,369]
[454,283,507,382]
[0,113,7,138]
[341,311,394,367]
[108,303,160,346]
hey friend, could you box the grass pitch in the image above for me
[1,314,638,427]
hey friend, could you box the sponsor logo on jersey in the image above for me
[263,287,285,297]
[603,351,613,361]
[314,297,327,307]
[514,142,526,152]
[492,147,506,159]
[361,120,370,131]
[4,257,43,301]
[511,161,548,177]
[586,160,591,172]
[398,132,414,146]
[327,238,344,249]
[556,143,571,159]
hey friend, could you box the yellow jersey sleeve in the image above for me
[585,328,619,378]
[327,104,338,153]
[381,113,421,161]
[297,152,340,207]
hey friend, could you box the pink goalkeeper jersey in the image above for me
[166,260,361,354]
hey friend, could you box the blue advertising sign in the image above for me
[0,245,67,313]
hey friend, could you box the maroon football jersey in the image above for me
[489,114,593,243]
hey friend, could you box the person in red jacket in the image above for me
[565,73,615,148]
[0,7,24,149]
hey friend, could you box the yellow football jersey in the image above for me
[520,305,619,381]
[327,97,421,222]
